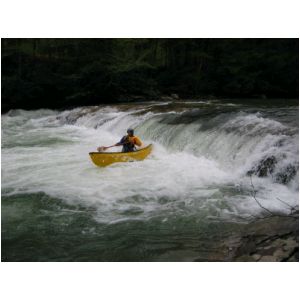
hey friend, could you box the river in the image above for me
[1,99,298,261]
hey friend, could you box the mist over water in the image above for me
[1,99,299,261]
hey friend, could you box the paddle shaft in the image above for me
[98,141,135,152]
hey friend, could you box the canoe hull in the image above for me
[89,144,153,167]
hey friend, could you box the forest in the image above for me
[1,38,299,113]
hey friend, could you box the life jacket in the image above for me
[122,135,142,152]
[128,136,142,147]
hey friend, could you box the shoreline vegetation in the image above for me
[2,38,299,113]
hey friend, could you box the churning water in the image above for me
[1,99,299,261]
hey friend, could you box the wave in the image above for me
[51,104,299,185]
[1,102,299,223]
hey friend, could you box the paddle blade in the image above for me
[97,146,107,152]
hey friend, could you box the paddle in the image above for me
[97,141,134,152]
[97,145,116,152]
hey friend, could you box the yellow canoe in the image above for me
[89,144,153,167]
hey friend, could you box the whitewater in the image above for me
[1,99,299,261]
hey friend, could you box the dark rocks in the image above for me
[247,157,298,184]
[171,94,180,100]
[251,254,262,261]
[235,255,256,262]
[192,214,298,262]
[275,164,298,184]
[259,255,278,262]
[161,94,181,101]
[160,96,173,101]
[247,156,277,177]
[231,216,299,262]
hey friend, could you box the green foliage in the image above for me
[1,38,298,112]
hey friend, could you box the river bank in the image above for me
[2,93,298,114]
[222,215,299,262]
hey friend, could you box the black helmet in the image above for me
[127,128,134,135]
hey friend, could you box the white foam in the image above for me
[1,104,298,223]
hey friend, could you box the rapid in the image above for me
[1,99,299,261]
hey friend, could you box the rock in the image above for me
[229,216,298,262]
[287,253,298,262]
[275,164,298,184]
[161,96,173,101]
[248,156,277,177]
[283,237,298,249]
[270,239,286,247]
[282,238,298,256]
[252,254,262,261]
[259,255,278,262]
[259,246,277,256]
[261,245,274,250]
[235,255,256,262]
[273,248,287,260]
[246,216,298,237]
[171,94,180,100]
[248,158,298,184]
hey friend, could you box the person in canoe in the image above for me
[97,128,143,153]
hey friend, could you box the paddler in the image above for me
[97,128,143,153]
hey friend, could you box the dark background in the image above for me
[1,38,299,113]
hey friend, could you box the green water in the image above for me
[2,193,243,261]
